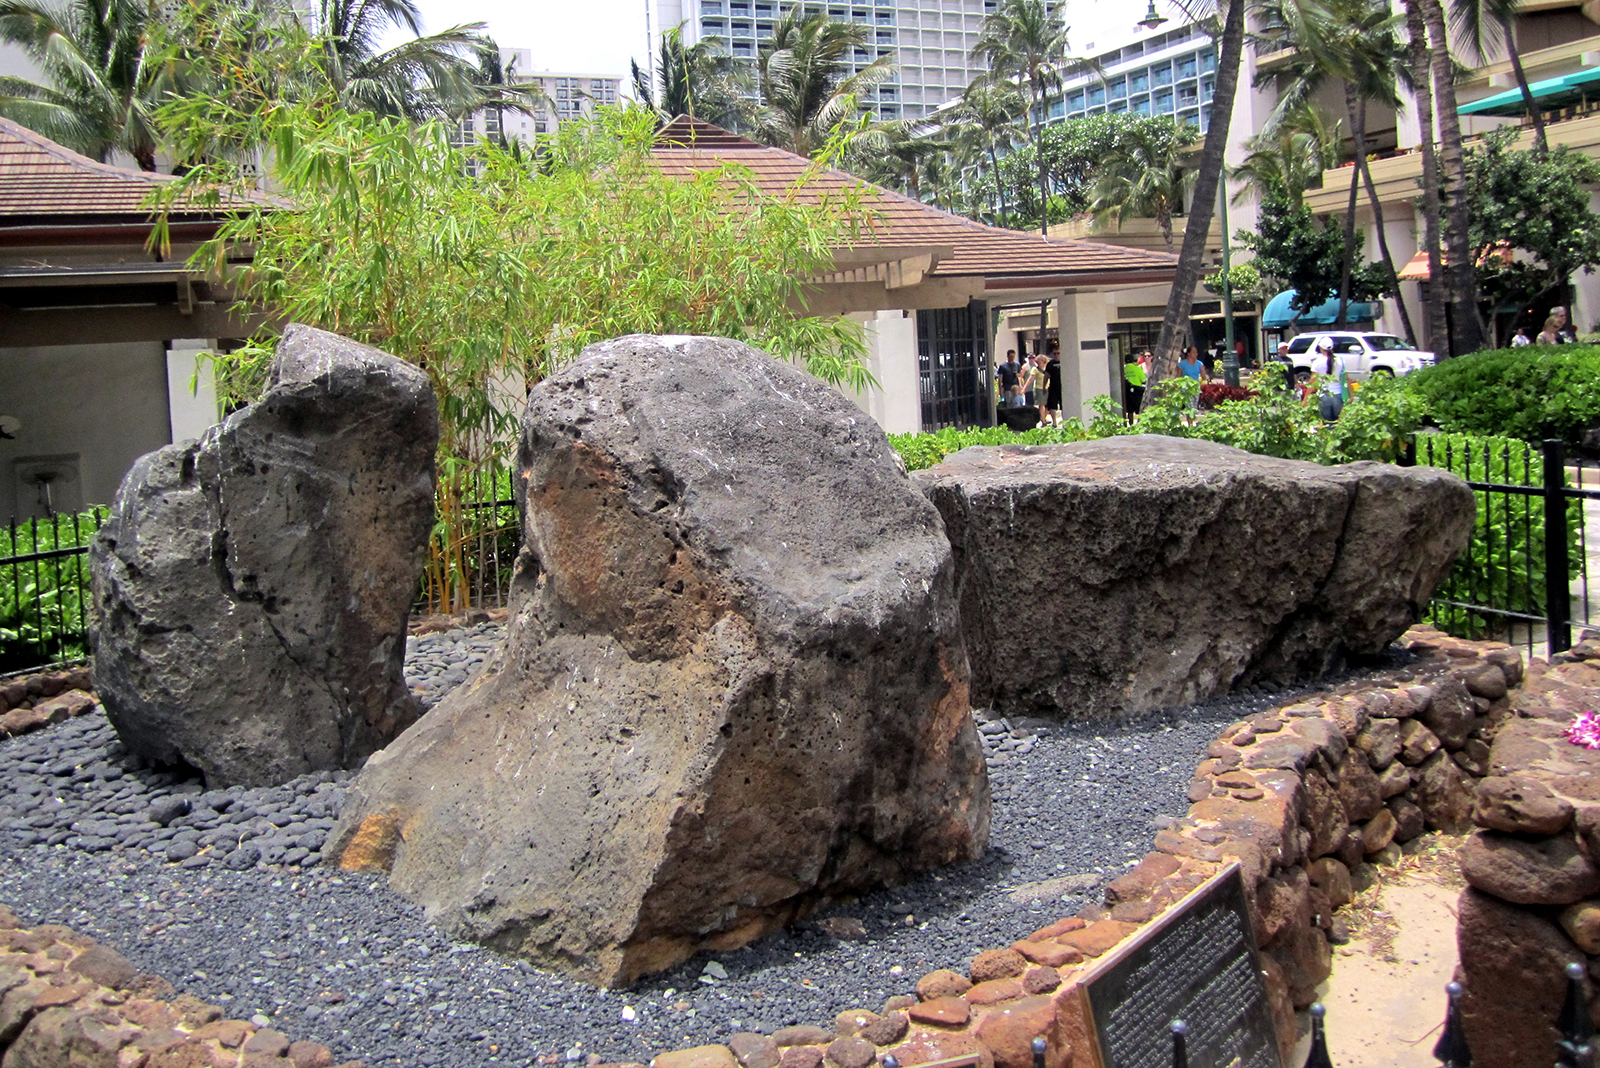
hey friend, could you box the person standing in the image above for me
[1044,341,1062,426]
[997,349,1023,408]
[1311,336,1347,421]
[1123,353,1147,418]
[1177,346,1207,382]
[1512,327,1532,347]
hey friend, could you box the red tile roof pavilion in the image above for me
[651,116,1179,313]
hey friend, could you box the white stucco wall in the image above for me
[165,341,220,445]
[0,342,171,520]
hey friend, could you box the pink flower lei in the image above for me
[1567,710,1600,749]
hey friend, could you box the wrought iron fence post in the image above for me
[1169,1020,1187,1068]
[1435,981,1471,1068]
[1559,961,1594,1068]
[1546,439,1573,656]
[1304,1003,1333,1068]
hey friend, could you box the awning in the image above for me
[1262,290,1383,327]
[1398,250,1431,281]
[1459,66,1600,116]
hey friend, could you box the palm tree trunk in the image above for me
[1031,85,1049,236]
[1336,87,1360,328]
[1148,0,1246,398]
[1351,95,1417,345]
[1406,0,1448,355]
[1423,0,1486,355]
[988,143,1008,222]
[1503,15,1548,156]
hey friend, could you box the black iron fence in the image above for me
[1414,434,1598,659]
[0,510,105,677]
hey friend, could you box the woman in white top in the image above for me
[1310,336,1346,422]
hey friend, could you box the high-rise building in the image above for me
[649,0,994,122]
[450,49,623,146]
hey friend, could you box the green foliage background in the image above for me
[1401,345,1600,448]
[0,511,104,672]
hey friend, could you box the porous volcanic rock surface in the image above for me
[89,324,437,788]
[914,436,1473,719]
[329,334,990,988]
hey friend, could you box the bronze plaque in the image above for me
[1082,864,1281,1068]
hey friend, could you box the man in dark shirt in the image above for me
[997,350,1023,408]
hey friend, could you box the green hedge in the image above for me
[1414,433,1585,639]
[1402,345,1600,448]
[0,510,105,673]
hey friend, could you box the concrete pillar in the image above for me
[165,340,219,444]
[1055,293,1111,424]
[846,310,921,435]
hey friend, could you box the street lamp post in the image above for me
[1219,177,1238,387]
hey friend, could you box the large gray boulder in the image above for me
[91,324,437,787]
[328,334,989,988]
[915,436,1473,719]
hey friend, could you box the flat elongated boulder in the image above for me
[91,324,436,787]
[915,437,1472,718]
[329,334,989,987]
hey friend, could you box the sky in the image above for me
[399,0,1176,89]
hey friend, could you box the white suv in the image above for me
[1284,333,1436,379]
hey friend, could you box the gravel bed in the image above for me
[0,625,1386,1066]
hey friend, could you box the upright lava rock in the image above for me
[916,436,1474,719]
[329,335,989,987]
[90,324,437,787]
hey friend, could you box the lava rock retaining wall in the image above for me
[1448,633,1600,1068]
[0,904,362,1068]
[0,667,94,739]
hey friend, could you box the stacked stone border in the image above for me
[2,625,1555,1068]
[0,667,95,739]
[0,904,361,1068]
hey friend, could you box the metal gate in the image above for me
[917,301,992,432]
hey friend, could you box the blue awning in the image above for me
[1262,290,1382,328]
[1459,66,1600,116]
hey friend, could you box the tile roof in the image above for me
[652,117,1180,285]
[0,117,254,221]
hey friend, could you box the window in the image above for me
[877,29,892,41]
[1067,90,1084,111]
[702,18,724,30]
[879,85,897,99]
[734,41,752,54]
[1132,95,1150,115]
[1087,84,1105,107]
[1109,100,1126,113]
[880,104,899,117]
[1049,99,1065,118]
[757,22,772,35]
[1153,63,1172,86]
[755,2,772,11]
[702,0,721,10]
[1154,88,1173,112]
[1200,48,1216,73]
[1108,76,1125,99]
[1178,55,1197,79]
[731,20,750,32]
[876,10,891,22]
[484,112,500,133]
[1178,85,1198,106]
[1129,70,1148,93]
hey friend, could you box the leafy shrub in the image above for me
[889,421,1094,472]
[0,510,105,673]
[1413,433,1585,639]
[1402,345,1600,448]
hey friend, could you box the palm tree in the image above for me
[944,79,1025,222]
[306,0,492,120]
[1146,0,1247,393]
[971,0,1071,236]
[631,25,752,130]
[847,120,943,200]
[1449,0,1546,155]
[753,8,893,158]
[1087,118,1196,249]
[1261,0,1416,344]
[1231,102,1340,205]
[1420,0,1485,354]
[0,0,165,168]
[1404,0,1448,354]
